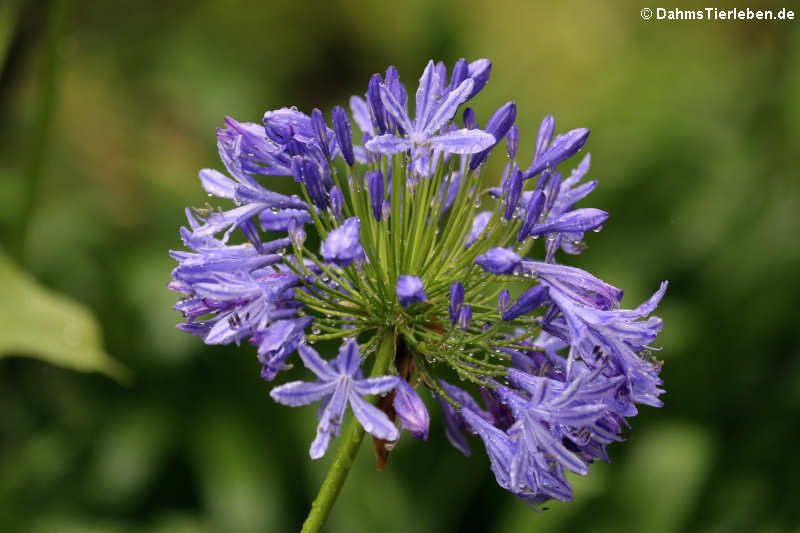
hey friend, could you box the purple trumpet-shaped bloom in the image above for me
[534,115,555,161]
[476,247,522,275]
[470,101,517,169]
[539,153,598,257]
[501,285,549,321]
[497,374,606,477]
[461,407,565,504]
[507,124,519,159]
[397,275,427,307]
[270,340,400,459]
[520,260,623,310]
[329,186,344,222]
[528,208,608,237]
[503,167,523,220]
[261,108,337,170]
[463,107,477,129]
[449,58,468,91]
[466,58,492,99]
[254,316,313,381]
[332,105,355,166]
[436,380,492,456]
[287,217,306,248]
[517,189,546,241]
[524,127,590,179]
[193,169,307,242]
[449,282,465,324]
[321,217,365,267]
[367,74,389,135]
[216,117,294,178]
[300,158,327,210]
[311,108,331,159]
[349,95,373,135]
[465,211,492,248]
[259,209,312,232]
[365,61,495,176]
[366,170,384,221]
[458,305,472,331]
[393,380,430,440]
[498,289,511,315]
[543,280,668,406]
[460,407,516,491]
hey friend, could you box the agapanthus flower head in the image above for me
[170,58,667,509]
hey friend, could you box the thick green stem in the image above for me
[300,329,396,533]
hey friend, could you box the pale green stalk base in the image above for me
[300,329,396,533]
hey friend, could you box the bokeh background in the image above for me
[1,0,799,532]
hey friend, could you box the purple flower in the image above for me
[503,167,523,221]
[544,280,668,406]
[254,316,313,380]
[365,61,495,176]
[299,158,327,210]
[259,209,312,232]
[193,168,307,242]
[469,101,517,169]
[172,59,669,514]
[396,275,427,307]
[436,380,491,456]
[463,107,477,129]
[449,282,465,324]
[321,217,365,267]
[332,105,355,166]
[524,126,590,179]
[458,305,472,331]
[366,170,384,221]
[270,340,400,459]
[311,108,331,159]
[476,247,522,275]
[528,208,608,237]
[465,211,492,248]
[498,289,511,315]
[517,189,546,241]
[501,285,549,321]
[393,380,430,440]
[507,124,519,159]
[466,59,492,98]
[329,186,344,222]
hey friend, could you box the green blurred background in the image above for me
[1,0,798,531]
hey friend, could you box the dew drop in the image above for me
[311,326,321,335]
[592,226,603,232]
[473,198,481,208]
[271,206,280,213]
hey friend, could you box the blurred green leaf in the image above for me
[0,249,128,380]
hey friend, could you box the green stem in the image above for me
[300,329,396,533]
